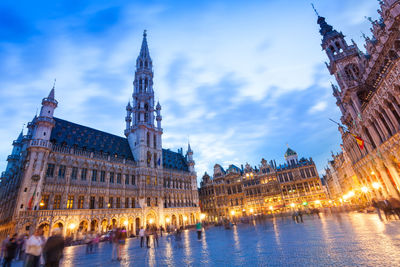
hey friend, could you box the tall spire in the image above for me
[139,30,150,59]
[48,79,56,100]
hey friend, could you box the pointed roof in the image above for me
[187,142,193,153]
[156,101,161,110]
[16,130,23,142]
[48,87,55,100]
[285,147,297,157]
[138,30,151,59]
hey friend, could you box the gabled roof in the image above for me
[284,147,297,157]
[50,117,134,160]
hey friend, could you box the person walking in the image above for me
[42,228,64,267]
[388,197,400,219]
[196,221,202,240]
[139,227,145,248]
[111,229,119,261]
[1,235,9,264]
[2,234,18,267]
[24,228,44,267]
[117,228,127,261]
[372,199,383,221]
[145,226,150,248]
[153,228,159,248]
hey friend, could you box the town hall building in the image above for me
[0,31,200,239]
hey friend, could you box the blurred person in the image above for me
[145,226,150,248]
[1,235,10,263]
[196,221,202,240]
[139,227,145,248]
[42,228,64,267]
[111,229,119,261]
[24,228,44,267]
[153,227,159,248]
[2,234,18,267]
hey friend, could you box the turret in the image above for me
[284,146,298,165]
[127,31,162,168]
[186,142,195,173]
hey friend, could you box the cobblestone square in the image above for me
[12,212,400,266]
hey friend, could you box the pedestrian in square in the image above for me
[145,226,151,248]
[24,228,44,267]
[42,228,64,267]
[153,227,159,248]
[2,234,18,267]
[196,222,202,240]
[139,227,145,248]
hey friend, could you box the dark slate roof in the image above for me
[50,117,134,160]
[50,117,190,172]
[162,149,189,172]
[284,147,297,157]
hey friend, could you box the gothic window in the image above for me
[125,174,129,185]
[78,196,84,209]
[39,195,49,210]
[125,197,129,208]
[344,64,360,80]
[131,175,135,185]
[100,171,105,182]
[153,135,157,149]
[139,79,143,93]
[147,197,151,207]
[305,168,311,178]
[117,173,122,184]
[89,196,95,209]
[154,153,157,167]
[81,168,87,181]
[109,197,114,208]
[146,176,150,185]
[116,197,121,208]
[132,198,135,208]
[67,195,74,209]
[53,195,61,209]
[98,196,104,208]
[91,170,97,182]
[147,132,150,147]
[71,167,78,180]
[145,78,148,91]
[110,172,114,183]
[147,151,151,167]
[145,61,148,68]
[46,164,55,177]
[58,165,66,179]
[140,60,143,68]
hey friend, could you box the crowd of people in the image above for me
[371,197,400,221]
[1,227,64,267]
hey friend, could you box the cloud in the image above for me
[309,101,328,114]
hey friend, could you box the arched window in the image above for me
[139,80,143,92]
[145,61,148,68]
[153,135,157,149]
[145,78,148,91]
[344,64,360,80]
[140,60,143,68]
[147,132,150,147]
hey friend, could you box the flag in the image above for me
[351,133,364,150]
[27,186,37,210]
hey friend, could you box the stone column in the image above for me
[381,108,397,135]
[375,114,390,139]
[376,164,399,198]
[384,105,400,131]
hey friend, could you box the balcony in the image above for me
[28,139,52,150]
[7,155,20,161]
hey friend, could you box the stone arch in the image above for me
[178,214,183,227]
[135,217,141,234]
[100,219,108,233]
[78,220,89,233]
[38,222,50,238]
[145,210,157,227]
[90,219,98,232]
[171,214,177,226]
[190,213,195,224]
[111,218,117,229]
[52,221,64,232]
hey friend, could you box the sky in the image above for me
[0,0,380,183]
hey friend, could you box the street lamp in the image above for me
[124,220,128,227]
[68,223,76,230]
[372,182,381,189]
[249,208,254,213]
[290,203,295,208]
[230,210,235,216]
[200,214,206,221]
[269,206,273,210]
[166,217,171,223]
[149,219,154,224]
[315,200,321,205]
[361,186,368,193]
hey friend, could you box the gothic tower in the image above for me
[19,86,57,211]
[126,31,163,169]
[317,14,366,126]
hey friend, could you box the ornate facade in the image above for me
[0,32,200,239]
[317,0,400,200]
[199,148,326,221]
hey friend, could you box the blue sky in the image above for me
[0,0,379,182]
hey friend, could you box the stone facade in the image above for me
[0,32,200,239]
[199,148,326,221]
[317,0,400,200]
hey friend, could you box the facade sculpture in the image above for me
[0,31,200,239]
[317,1,400,200]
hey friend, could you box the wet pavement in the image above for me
[13,212,400,266]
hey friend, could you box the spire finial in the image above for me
[311,3,319,17]
[52,78,56,89]
[143,29,147,37]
